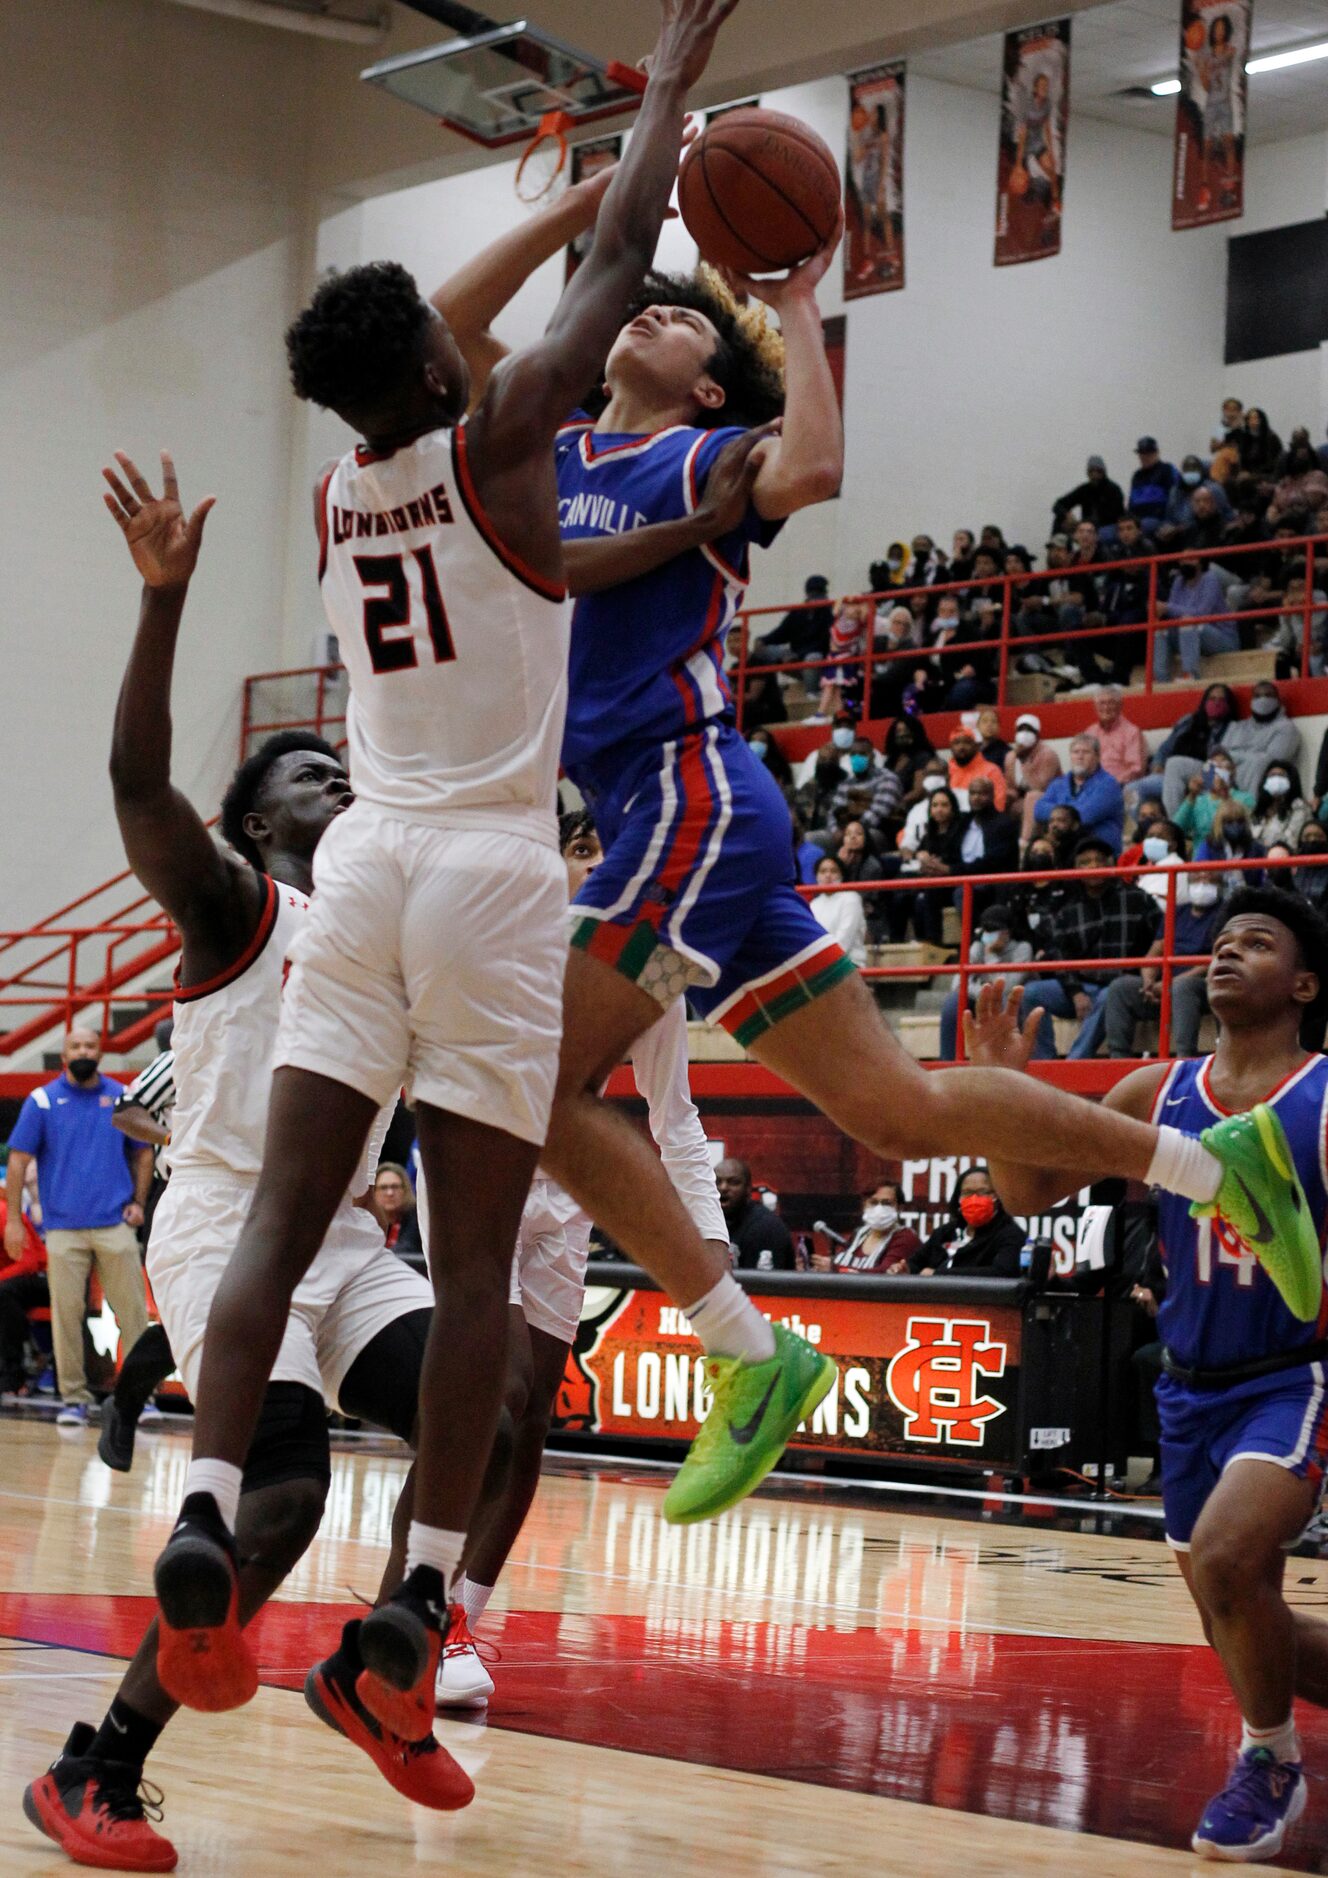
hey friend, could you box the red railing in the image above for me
[808,849,1326,1063]
[241,663,349,760]
[732,530,1324,723]
[0,920,177,1060]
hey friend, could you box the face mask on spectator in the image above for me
[1142,835,1170,863]
[1203,762,1233,788]
[959,1193,997,1228]
[849,753,870,776]
[1225,818,1249,846]
[1204,696,1229,720]
[66,1057,98,1084]
[1251,696,1280,720]
[1182,469,1202,487]
[1189,879,1220,906]
[832,726,855,751]
[863,1203,897,1232]
[748,737,768,757]
[1264,774,1291,798]
[923,774,945,794]
[1014,727,1037,750]
[1026,847,1054,870]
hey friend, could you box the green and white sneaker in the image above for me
[1193,1104,1323,1322]
[662,1323,837,1526]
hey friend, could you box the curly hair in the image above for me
[220,732,340,870]
[609,267,786,429]
[1219,885,1328,1049]
[558,807,597,854]
[286,262,434,415]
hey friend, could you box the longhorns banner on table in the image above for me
[994,18,1071,267]
[1171,0,1251,230]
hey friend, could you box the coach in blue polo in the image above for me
[4,1025,152,1425]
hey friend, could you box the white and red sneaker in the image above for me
[435,1606,494,1710]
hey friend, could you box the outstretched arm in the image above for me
[104,453,262,972]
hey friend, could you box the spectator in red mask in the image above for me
[910,1166,1026,1275]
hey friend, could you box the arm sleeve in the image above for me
[8,1095,44,1158]
[629,1003,728,1245]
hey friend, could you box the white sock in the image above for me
[684,1273,776,1363]
[1240,1715,1300,1764]
[406,1522,465,1590]
[461,1578,493,1628]
[184,1460,243,1534]
[1145,1126,1222,1204]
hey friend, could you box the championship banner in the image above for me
[844,62,905,298]
[994,19,1070,267]
[564,135,622,282]
[1171,0,1251,229]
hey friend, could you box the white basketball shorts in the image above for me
[510,1175,593,1345]
[147,1169,434,1406]
[275,801,566,1146]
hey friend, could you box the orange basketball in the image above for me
[1008,164,1029,197]
[678,107,841,275]
[1185,19,1205,50]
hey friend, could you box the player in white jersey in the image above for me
[435,811,729,1706]
[21,464,469,1875]
[147,0,761,1762]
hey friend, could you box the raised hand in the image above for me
[654,0,742,89]
[693,420,781,539]
[962,980,1043,1071]
[728,202,846,309]
[102,450,215,590]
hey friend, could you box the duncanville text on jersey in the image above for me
[558,491,649,536]
[329,485,455,542]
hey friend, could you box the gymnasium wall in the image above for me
[288,74,1328,661]
[0,0,312,927]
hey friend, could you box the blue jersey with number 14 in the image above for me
[554,417,781,794]
[1150,1053,1328,1371]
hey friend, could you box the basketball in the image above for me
[678,106,841,274]
[1185,18,1205,49]
[1008,164,1029,197]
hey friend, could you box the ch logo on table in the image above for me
[886,1316,1009,1446]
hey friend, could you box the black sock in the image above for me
[88,1697,164,1769]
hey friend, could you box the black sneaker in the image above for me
[356,1565,451,1742]
[98,1398,138,1474]
[154,1492,257,1712]
[23,1721,177,1870]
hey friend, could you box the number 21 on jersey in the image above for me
[354,548,455,675]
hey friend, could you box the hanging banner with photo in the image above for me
[993,19,1070,267]
[843,62,905,298]
[1171,0,1251,230]
[564,135,622,282]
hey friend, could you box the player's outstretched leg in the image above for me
[541,951,835,1527]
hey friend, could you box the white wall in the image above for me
[0,1,312,927]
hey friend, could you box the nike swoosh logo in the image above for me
[108,1715,127,1734]
[1232,1171,1275,1246]
[1164,1096,1185,1106]
[729,1373,781,1447]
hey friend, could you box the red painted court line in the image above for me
[2,1593,1323,1867]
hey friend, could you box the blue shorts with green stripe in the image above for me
[568,721,855,1048]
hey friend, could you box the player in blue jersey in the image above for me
[968,886,1328,1863]
[434,180,1320,1524]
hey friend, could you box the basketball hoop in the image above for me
[515,108,575,203]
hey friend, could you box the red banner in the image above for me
[844,62,905,298]
[565,135,622,282]
[994,19,1070,267]
[1171,1,1251,229]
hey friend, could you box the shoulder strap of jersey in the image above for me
[173,873,279,1005]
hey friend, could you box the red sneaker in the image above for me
[23,1723,178,1871]
[356,1565,448,1741]
[153,1494,257,1713]
[306,1622,474,1812]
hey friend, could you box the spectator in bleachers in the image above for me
[961,774,1019,914]
[797,720,854,826]
[818,593,871,717]
[1211,395,1245,456]
[1143,682,1240,814]
[1052,454,1125,536]
[910,1166,1025,1276]
[889,786,966,944]
[1102,873,1227,1058]
[905,534,947,587]
[1238,406,1282,484]
[1010,837,1068,948]
[946,721,1006,809]
[1091,686,1149,788]
[1004,712,1061,845]
[1267,439,1328,534]
[1249,760,1310,851]
[1218,678,1301,797]
[826,734,896,824]
[791,807,824,885]
[896,758,951,852]
[746,725,793,790]
[716,1159,796,1273]
[1157,456,1231,547]
[976,706,1009,772]
[1034,733,1125,854]
[1135,819,1189,910]
[809,854,868,966]
[868,604,921,717]
[750,573,832,669]
[5,1027,153,1426]
[1019,834,1159,1060]
[1046,801,1083,868]
[1196,796,1265,895]
[1292,823,1328,914]
[371,1162,424,1268]
[1153,554,1236,681]
[938,903,1033,1059]
[1128,436,1180,533]
[882,714,933,794]
[949,528,976,581]
[1266,563,1328,677]
[1174,748,1254,846]
[813,1179,921,1274]
[834,816,879,884]
[738,662,787,732]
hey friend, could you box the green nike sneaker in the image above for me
[1193,1104,1324,1322]
[662,1323,838,1526]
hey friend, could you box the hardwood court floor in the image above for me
[2,1415,1325,1874]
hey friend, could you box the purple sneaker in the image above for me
[1192,1747,1306,1861]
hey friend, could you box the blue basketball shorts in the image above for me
[569,722,855,1046]
[1157,1361,1328,1549]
